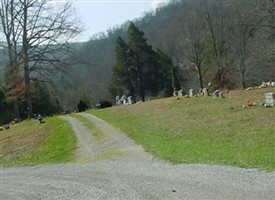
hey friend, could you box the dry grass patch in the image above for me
[0,120,48,160]
[0,117,77,167]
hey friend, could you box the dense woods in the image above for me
[60,0,274,106]
[1,0,275,123]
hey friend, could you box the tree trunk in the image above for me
[137,64,145,101]
[197,64,204,89]
[24,70,33,118]
[22,0,33,118]
[241,67,246,89]
[128,79,136,103]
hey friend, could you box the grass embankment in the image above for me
[0,117,77,167]
[90,88,275,171]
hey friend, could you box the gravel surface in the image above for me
[1,113,274,200]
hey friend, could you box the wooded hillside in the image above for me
[1,0,275,117]
[60,0,274,108]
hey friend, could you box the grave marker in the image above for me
[265,93,274,107]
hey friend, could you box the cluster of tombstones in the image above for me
[115,95,133,106]
[0,118,21,131]
[246,81,275,90]
[173,88,215,98]
[245,81,275,108]
[0,124,10,131]
[259,81,275,88]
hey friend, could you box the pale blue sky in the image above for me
[73,0,167,42]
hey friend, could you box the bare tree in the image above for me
[204,1,233,89]
[181,4,207,89]
[229,2,258,89]
[0,0,82,117]
[0,0,22,118]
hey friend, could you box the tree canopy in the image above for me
[110,22,177,101]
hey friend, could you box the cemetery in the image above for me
[93,86,275,171]
[169,81,275,110]
[114,80,275,110]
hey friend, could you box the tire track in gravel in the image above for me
[62,113,156,163]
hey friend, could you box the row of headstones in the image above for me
[261,82,275,88]
[115,95,133,106]
[173,88,210,97]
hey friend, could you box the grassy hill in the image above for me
[1,88,274,171]
[0,117,77,167]
[90,88,275,171]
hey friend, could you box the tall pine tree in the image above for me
[110,22,178,101]
[127,22,151,101]
[110,37,136,102]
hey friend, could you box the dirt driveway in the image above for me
[1,113,274,200]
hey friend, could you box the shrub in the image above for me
[99,100,112,109]
[77,100,89,112]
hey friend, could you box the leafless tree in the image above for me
[0,0,21,118]
[229,2,258,89]
[0,0,82,117]
[182,5,207,89]
[204,1,233,89]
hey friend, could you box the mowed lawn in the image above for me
[0,117,77,167]
[91,88,275,171]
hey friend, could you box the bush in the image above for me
[77,100,89,112]
[99,100,112,109]
[0,113,15,125]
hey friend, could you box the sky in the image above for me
[72,0,167,42]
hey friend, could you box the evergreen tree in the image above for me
[110,22,178,101]
[111,37,136,102]
[155,48,175,97]
[32,82,62,116]
[128,22,153,101]
[171,65,181,92]
[76,92,90,112]
[0,87,14,125]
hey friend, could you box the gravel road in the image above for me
[1,113,274,200]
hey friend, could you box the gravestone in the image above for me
[202,88,209,96]
[173,91,178,96]
[127,96,132,105]
[189,89,194,97]
[265,93,274,107]
[271,82,275,87]
[178,90,183,96]
[115,95,120,106]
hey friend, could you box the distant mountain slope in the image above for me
[2,1,274,110]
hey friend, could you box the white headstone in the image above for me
[178,90,183,96]
[127,96,132,105]
[189,89,194,97]
[115,95,120,106]
[265,93,274,107]
[173,91,177,96]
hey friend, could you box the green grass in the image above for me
[71,113,106,140]
[90,88,275,171]
[0,116,77,167]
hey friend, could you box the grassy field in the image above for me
[90,88,275,171]
[0,117,77,167]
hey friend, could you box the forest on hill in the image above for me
[61,0,275,107]
[0,0,275,124]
